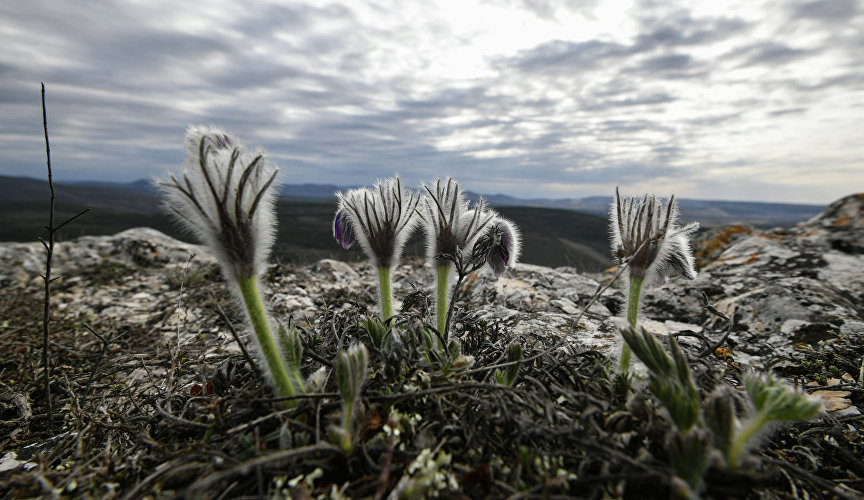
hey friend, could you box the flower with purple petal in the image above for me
[335,176,421,319]
[486,218,521,278]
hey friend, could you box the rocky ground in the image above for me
[0,194,862,498]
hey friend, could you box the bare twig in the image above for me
[39,83,90,432]
[697,292,734,357]
[83,325,127,397]
[211,296,259,375]
[763,457,863,500]
[186,444,339,494]
[39,82,56,431]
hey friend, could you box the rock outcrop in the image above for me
[1,194,862,412]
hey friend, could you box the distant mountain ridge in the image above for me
[0,175,824,227]
[472,192,824,227]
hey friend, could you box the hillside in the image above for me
[0,193,861,498]
[0,176,614,271]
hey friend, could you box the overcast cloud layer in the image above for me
[1,0,862,203]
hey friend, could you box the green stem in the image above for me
[727,413,767,468]
[620,276,643,373]
[377,266,393,321]
[436,264,450,338]
[340,402,354,453]
[237,275,297,398]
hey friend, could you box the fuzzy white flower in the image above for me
[335,176,421,320]
[610,187,699,373]
[610,187,699,285]
[160,125,278,281]
[421,178,497,335]
[421,178,496,265]
[335,176,420,269]
[159,126,302,398]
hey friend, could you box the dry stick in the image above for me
[82,325,127,397]
[187,443,339,494]
[763,457,863,500]
[211,296,259,375]
[696,291,735,357]
[39,83,89,431]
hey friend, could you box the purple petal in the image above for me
[489,246,508,277]
[333,211,356,250]
[488,220,515,277]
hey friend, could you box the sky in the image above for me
[1,0,862,204]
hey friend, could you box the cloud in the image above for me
[725,42,815,67]
[0,0,861,204]
[790,0,861,22]
[634,14,751,49]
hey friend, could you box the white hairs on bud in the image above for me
[159,125,279,281]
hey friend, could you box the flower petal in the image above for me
[333,210,356,250]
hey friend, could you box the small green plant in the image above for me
[622,326,822,496]
[159,126,303,398]
[361,315,390,349]
[727,374,823,467]
[495,342,523,387]
[331,343,369,454]
[609,188,699,372]
[277,321,307,395]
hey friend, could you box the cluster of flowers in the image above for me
[160,126,821,480]
[158,126,520,395]
[333,176,520,335]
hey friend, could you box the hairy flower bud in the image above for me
[487,218,521,277]
[610,187,698,285]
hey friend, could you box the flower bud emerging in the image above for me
[487,218,521,277]
[333,210,357,250]
[668,428,712,495]
[704,385,737,458]
[336,343,369,409]
[334,343,370,453]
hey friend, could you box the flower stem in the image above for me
[620,275,643,372]
[377,266,393,321]
[237,275,298,398]
[436,264,450,338]
[339,401,354,453]
[727,413,767,468]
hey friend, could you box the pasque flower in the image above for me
[421,178,496,335]
[610,187,699,371]
[335,176,420,320]
[159,125,302,398]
